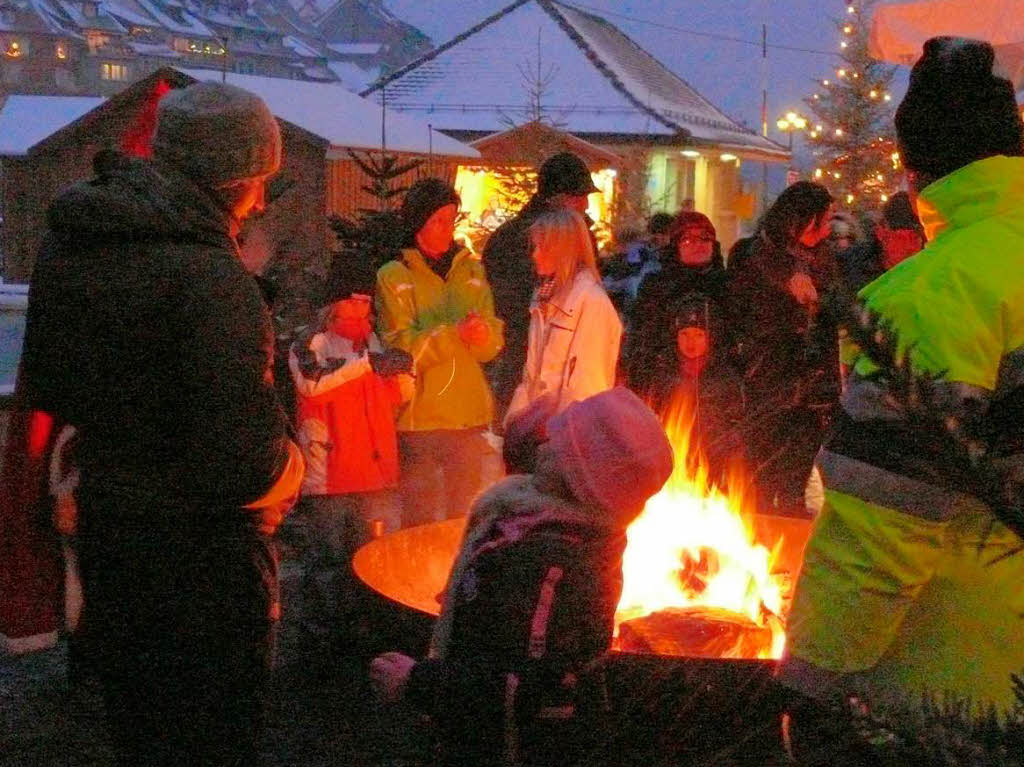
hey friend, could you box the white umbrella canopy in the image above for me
[869,0,1024,86]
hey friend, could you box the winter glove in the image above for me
[369,348,414,378]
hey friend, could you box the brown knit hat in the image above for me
[153,82,281,186]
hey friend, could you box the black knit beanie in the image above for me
[400,178,461,240]
[895,37,1023,182]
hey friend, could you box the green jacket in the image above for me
[375,246,504,432]
[783,155,1024,712]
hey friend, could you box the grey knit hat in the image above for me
[153,82,281,186]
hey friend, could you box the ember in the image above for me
[614,395,791,659]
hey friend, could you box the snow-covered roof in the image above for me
[327,58,378,92]
[283,33,320,58]
[365,0,786,158]
[55,0,125,32]
[103,0,161,29]
[129,39,181,56]
[133,0,211,37]
[327,41,381,56]
[0,95,104,155]
[177,68,479,157]
[26,0,84,34]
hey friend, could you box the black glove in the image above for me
[369,349,414,377]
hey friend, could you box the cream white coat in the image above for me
[506,269,622,424]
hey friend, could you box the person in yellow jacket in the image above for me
[376,179,504,526]
[779,37,1024,718]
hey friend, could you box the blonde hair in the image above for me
[529,208,598,292]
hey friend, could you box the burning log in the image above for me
[616,606,774,659]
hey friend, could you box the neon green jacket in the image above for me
[375,246,504,432]
[783,156,1024,712]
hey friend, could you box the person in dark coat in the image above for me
[370,388,674,767]
[483,152,598,426]
[647,296,746,490]
[726,182,838,515]
[19,83,303,765]
[838,191,925,293]
[623,211,727,396]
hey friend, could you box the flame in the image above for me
[615,393,788,659]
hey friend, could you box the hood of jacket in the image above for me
[915,155,1024,243]
[46,152,234,248]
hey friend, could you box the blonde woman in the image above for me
[505,208,622,424]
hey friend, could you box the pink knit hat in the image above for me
[546,388,674,525]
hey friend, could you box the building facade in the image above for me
[0,0,431,97]
[363,0,789,250]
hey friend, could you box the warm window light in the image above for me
[5,40,22,57]
[681,149,701,158]
[719,153,737,162]
[56,42,66,59]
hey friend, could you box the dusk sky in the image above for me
[385,0,913,170]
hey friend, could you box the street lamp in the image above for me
[776,111,808,152]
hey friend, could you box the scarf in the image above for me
[424,242,460,280]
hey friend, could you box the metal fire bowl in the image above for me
[353,514,814,760]
[352,514,812,619]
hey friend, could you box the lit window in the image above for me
[56,42,67,59]
[101,62,129,81]
[5,40,23,58]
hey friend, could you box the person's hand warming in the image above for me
[457,311,490,347]
[787,272,818,306]
[370,652,416,703]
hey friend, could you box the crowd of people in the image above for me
[8,33,1024,767]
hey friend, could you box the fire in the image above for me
[615,394,789,659]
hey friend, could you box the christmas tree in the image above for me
[803,0,902,212]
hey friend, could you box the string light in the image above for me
[847,4,856,13]
[846,193,855,203]
[814,168,824,178]
[843,24,853,34]
[835,128,844,136]
[869,90,878,99]
[840,41,848,48]
[883,93,892,101]
[881,193,889,202]
[837,68,847,77]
